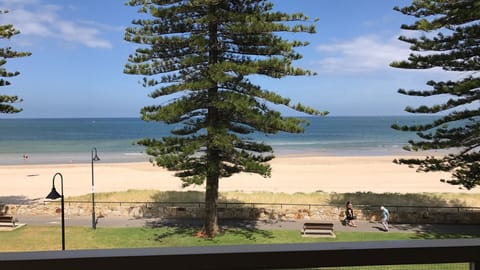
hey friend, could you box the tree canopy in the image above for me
[0,10,31,114]
[391,0,480,190]
[124,0,327,237]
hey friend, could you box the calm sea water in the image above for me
[0,116,435,165]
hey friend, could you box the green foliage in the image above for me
[124,0,327,184]
[0,10,31,114]
[124,0,327,237]
[390,0,480,190]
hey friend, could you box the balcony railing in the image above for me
[1,238,479,269]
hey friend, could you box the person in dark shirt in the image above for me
[345,201,357,227]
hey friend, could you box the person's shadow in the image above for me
[373,226,388,232]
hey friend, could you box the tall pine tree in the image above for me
[391,0,480,190]
[124,0,327,238]
[0,10,31,114]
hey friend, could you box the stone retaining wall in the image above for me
[2,202,480,224]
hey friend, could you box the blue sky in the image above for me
[0,0,461,118]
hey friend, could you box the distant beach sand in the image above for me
[2,154,479,204]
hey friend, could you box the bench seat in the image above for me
[0,215,16,227]
[301,222,335,238]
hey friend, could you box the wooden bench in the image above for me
[0,215,16,227]
[301,222,335,238]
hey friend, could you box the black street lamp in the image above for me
[91,147,100,229]
[46,172,65,251]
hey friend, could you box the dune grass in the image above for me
[68,190,480,207]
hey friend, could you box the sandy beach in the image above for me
[1,154,479,204]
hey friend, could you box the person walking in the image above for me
[380,206,390,231]
[345,201,357,227]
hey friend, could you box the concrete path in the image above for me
[11,214,480,235]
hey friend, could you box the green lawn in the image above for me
[0,225,478,252]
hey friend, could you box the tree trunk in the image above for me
[202,16,220,238]
[203,171,219,238]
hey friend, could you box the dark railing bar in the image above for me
[0,239,479,269]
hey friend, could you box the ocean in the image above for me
[0,116,436,165]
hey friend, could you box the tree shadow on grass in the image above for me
[147,218,274,242]
[218,220,275,240]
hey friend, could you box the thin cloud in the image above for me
[0,0,112,49]
[314,34,409,74]
[314,32,470,82]
[57,20,111,48]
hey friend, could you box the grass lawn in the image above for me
[0,225,478,252]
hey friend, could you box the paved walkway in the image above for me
[10,214,480,235]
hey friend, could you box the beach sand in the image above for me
[2,155,478,204]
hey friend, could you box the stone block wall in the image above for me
[2,202,480,225]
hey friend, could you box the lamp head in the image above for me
[46,187,62,200]
[92,148,100,161]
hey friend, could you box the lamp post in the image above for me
[46,172,65,250]
[91,147,100,230]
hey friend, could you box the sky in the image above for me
[0,0,463,118]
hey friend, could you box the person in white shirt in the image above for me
[380,206,390,231]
